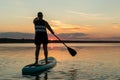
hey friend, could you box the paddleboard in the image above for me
[22,57,56,75]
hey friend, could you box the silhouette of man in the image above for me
[33,12,54,64]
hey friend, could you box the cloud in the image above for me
[109,37,120,40]
[0,32,88,40]
[49,20,94,33]
[14,16,34,19]
[58,33,87,40]
[68,10,116,20]
[69,11,101,17]
[0,32,120,41]
[48,32,88,40]
[0,32,34,39]
[111,23,120,29]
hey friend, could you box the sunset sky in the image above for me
[0,0,120,40]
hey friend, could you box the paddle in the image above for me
[53,34,77,56]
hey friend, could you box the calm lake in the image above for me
[0,43,120,80]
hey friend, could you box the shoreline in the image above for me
[0,38,120,43]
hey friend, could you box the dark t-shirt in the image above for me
[33,18,48,32]
[33,18,48,45]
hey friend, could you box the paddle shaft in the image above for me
[53,34,77,56]
[53,34,68,48]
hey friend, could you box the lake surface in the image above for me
[0,43,120,80]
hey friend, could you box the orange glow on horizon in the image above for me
[48,37,57,41]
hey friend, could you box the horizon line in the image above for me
[0,38,120,43]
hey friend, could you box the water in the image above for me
[0,43,120,80]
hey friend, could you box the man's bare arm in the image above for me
[46,22,54,34]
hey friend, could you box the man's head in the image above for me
[37,12,43,19]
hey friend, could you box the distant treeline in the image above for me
[0,38,120,43]
[0,38,34,43]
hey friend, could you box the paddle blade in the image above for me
[67,47,77,56]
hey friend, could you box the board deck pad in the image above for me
[22,57,56,75]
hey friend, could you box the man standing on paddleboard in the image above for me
[33,12,54,64]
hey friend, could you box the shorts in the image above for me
[34,32,48,45]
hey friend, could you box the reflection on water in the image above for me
[35,73,48,80]
[0,43,120,80]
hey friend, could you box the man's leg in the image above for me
[35,45,41,64]
[43,43,48,64]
